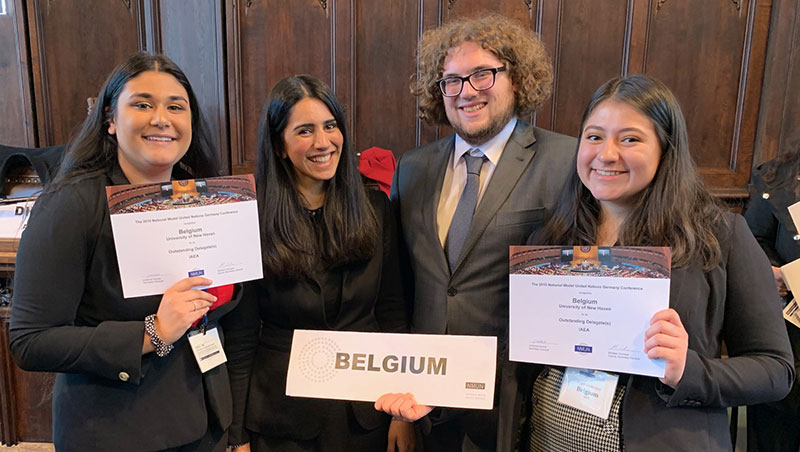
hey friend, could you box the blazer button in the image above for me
[762,192,770,199]
[794,235,800,241]
[118,371,130,382]
[447,287,457,296]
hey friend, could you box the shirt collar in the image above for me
[453,116,518,167]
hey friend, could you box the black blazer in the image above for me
[222,189,407,445]
[10,165,240,451]
[514,213,794,452]
[744,159,800,414]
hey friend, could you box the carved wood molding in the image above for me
[656,0,668,12]
[731,0,741,12]
[318,0,327,12]
[523,0,533,10]
[48,0,132,11]
[448,0,458,11]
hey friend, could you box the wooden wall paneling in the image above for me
[541,0,630,138]
[754,0,800,166]
[0,0,36,147]
[26,0,145,147]
[0,308,54,445]
[226,0,338,174]
[156,0,230,173]
[353,0,420,156]
[441,0,534,26]
[333,0,353,147]
[0,308,18,445]
[642,0,771,196]
[417,0,444,147]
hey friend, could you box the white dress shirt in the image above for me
[436,117,518,247]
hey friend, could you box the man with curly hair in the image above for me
[380,14,577,451]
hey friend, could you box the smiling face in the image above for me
[577,99,662,217]
[442,41,516,146]
[108,70,192,184]
[282,97,343,204]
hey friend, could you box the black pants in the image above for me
[248,404,390,452]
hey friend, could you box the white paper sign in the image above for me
[509,246,670,378]
[0,200,34,239]
[784,298,800,329]
[787,200,800,234]
[286,330,497,410]
[107,175,263,298]
[781,259,800,294]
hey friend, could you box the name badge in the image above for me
[557,367,618,419]
[188,327,227,373]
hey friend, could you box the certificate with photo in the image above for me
[509,246,671,377]
[106,175,263,298]
[286,330,497,410]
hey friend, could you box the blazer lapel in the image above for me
[421,136,454,273]
[451,122,537,275]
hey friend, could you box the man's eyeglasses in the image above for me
[436,66,507,97]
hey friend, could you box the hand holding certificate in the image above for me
[106,175,263,297]
[509,246,671,378]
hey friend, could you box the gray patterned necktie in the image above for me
[446,149,487,273]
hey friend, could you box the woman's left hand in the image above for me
[644,308,689,388]
[387,419,416,452]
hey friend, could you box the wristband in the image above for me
[144,314,174,357]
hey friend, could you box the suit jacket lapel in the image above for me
[451,122,537,275]
[422,136,454,273]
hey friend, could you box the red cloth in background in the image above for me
[358,147,396,197]
[191,284,234,327]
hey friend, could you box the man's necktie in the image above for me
[446,149,487,273]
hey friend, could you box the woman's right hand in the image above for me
[375,393,433,423]
[154,277,217,344]
[772,266,788,297]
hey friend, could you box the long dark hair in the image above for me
[535,75,725,270]
[48,53,219,192]
[256,75,378,279]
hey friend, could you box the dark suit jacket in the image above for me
[744,160,800,415]
[514,213,794,452]
[391,121,576,450]
[223,190,407,445]
[10,165,239,452]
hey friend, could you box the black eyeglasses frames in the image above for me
[436,66,507,97]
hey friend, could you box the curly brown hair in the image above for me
[412,14,553,125]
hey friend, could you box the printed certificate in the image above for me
[509,246,671,377]
[107,175,263,298]
[286,330,497,410]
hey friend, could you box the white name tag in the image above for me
[188,327,227,373]
[557,367,618,419]
[784,298,800,329]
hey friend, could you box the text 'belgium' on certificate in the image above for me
[508,245,671,378]
[106,175,263,298]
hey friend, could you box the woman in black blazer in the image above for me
[223,75,411,452]
[744,149,800,452]
[9,53,238,452]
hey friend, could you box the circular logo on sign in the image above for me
[297,337,340,383]
[178,180,189,186]
[580,246,592,253]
